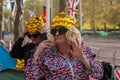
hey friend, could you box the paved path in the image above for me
[85,40,120,50]
[85,40,120,66]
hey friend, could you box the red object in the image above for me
[115,70,120,80]
[42,5,46,23]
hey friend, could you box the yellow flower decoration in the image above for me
[16,59,25,70]
[51,11,78,29]
[26,15,45,33]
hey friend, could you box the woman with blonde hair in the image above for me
[25,12,104,80]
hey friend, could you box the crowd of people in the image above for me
[1,12,105,80]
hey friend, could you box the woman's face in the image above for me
[27,32,42,44]
[50,27,68,45]
[54,34,66,45]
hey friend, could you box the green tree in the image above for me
[82,0,120,32]
[24,0,43,21]
[52,0,59,18]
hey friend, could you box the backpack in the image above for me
[100,61,114,80]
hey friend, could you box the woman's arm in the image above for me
[10,28,28,59]
[10,37,25,59]
[84,46,104,79]
[25,54,46,79]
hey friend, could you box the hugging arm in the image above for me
[25,55,47,79]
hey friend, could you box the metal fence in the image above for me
[91,47,120,66]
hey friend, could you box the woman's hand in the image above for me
[33,40,51,58]
[68,39,84,59]
[68,39,91,71]
[38,26,48,34]
[21,27,28,38]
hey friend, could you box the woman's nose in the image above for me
[30,36,34,39]
[55,31,59,35]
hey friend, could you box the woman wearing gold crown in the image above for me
[25,12,104,80]
[10,15,50,69]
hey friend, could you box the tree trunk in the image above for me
[59,0,66,12]
[0,0,3,40]
[103,23,107,32]
[90,20,96,34]
[118,23,120,31]
[113,26,116,34]
[14,0,22,41]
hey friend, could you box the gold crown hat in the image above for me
[26,15,45,33]
[51,11,78,29]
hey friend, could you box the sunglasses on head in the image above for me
[51,27,68,36]
[27,33,41,38]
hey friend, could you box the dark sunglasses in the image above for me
[51,27,68,36]
[27,33,41,38]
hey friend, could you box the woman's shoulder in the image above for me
[23,43,36,50]
[25,42,35,47]
[42,47,58,56]
[83,45,92,52]
[45,47,56,52]
[83,45,96,58]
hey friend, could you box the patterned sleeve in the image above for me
[25,55,46,80]
[84,46,104,79]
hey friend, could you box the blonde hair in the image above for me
[47,26,82,46]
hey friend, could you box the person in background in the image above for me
[10,15,48,66]
[25,12,104,80]
[0,40,7,49]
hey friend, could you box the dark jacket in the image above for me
[10,33,47,65]
[10,37,37,65]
